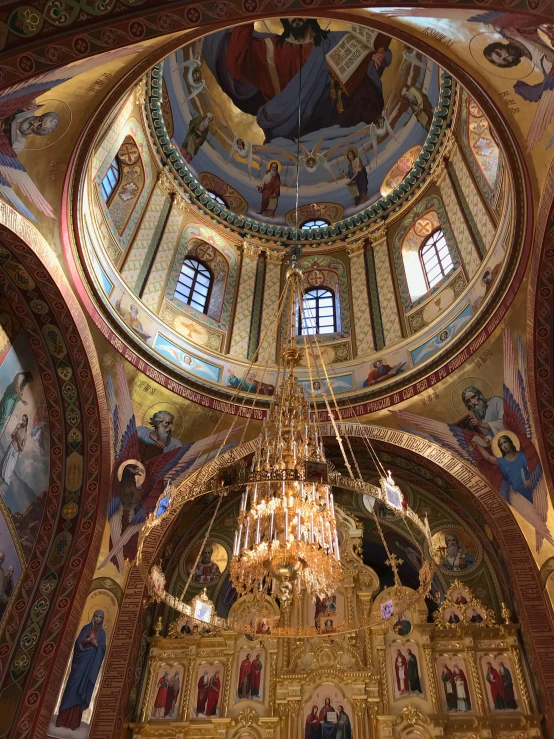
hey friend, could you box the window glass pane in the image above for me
[175,257,213,314]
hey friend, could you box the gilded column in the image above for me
[222,649,234,716]
[139,654,156,722]
[465,641,484,714]
[229,242,260,359]
[376,634,389,715]
[371,229,403,345]
[257,250,284,364]
[347,240,375,356]
[423,644,440,713]
[269,648,278,717]
[358,593,373,669]
[510,646,531,714]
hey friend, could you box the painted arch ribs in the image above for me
[0,2,553,88]
[0,225,106,739]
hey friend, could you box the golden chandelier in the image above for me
[229,272,341,604]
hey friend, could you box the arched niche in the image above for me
[392,194,462,310]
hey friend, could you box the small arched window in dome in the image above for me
[101,158,120,202]
[420,229,453,289]
[301,219,330,229]
[175,257,213,313]
[300,288,336,335]
[207,190,228,208]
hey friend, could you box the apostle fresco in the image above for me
[195,665,223,717]
[441,663,458,711]
[486,662,507,710]
[453,663,472,711]
[203,19,392,143]
[394,649,409,695]
[238,653,252,699]
[152,672,170,719]
[55,610,107,730]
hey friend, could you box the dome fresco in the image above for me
[158,19,443,229]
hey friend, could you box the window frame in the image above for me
[174,256,213,314]
[101,157,121,203]
[299,286,337,336]
[301,218,330,230]
[419,228,453,290]
[207,190,228,208]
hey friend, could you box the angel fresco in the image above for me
[467,13,554,151]
[99,360,242,571]
[0,47,145,221]
[394,324,553,551]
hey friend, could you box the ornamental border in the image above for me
[145,62,455,243]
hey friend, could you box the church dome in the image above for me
[71,15,523,415]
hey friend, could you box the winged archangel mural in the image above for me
[101,360,242,571]
[0,46,145,221]
[394,325,553,552]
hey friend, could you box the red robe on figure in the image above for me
[250,656,262,697]
[238,657,252,698]
[196,673,209,714]
[206,674,221,716]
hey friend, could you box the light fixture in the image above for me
[229,268,341,605]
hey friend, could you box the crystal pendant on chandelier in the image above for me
[229,268,342,605]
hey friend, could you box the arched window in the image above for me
[175,257,213,313]
[207,190,228,207]
[301,219,330,229]
[419,229,453,289]
[101,158,120,202]
[300,288,336,335]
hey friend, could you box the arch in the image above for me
[393,196,461,309]
[460,89,501,207]
[165,225,238,330]
[94,115,153,252]
[419,228,453,289]
[298,255,350,340]
[0,205,108,739]
[106,135,146,236]
[300,287,337,335]
[175,256,213,314]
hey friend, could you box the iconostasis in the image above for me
[129,495,537,739]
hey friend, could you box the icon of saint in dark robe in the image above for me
[55,610,107,730]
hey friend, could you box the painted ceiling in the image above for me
[161,19,441,227]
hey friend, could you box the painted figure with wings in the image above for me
[101,360,241,571]
[369,113,396,168]
[298,138,337,181]
[393,324,553,552]
[176,41,207,103]
[468,12,554,151]
[0,47,145,221]
[229,133,254,179]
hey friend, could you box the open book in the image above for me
[326,25,390,96]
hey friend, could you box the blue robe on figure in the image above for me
[56,610,107,730]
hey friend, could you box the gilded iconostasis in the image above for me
[1,4,554,739]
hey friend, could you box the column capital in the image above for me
[346,238,367,257]
[242,240,261,259]
[369,226,387,246]
[265,248,285,264]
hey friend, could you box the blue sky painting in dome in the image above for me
[162,19,440,224]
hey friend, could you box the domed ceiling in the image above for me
[151,18,450,234]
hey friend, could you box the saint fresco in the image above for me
[395,325,553,553]
[101,360,241,571]
[194,663,224,717]
[437,658,472,713]
[237,647,264,701]
[482,655,518,710]
[151,665,183,719]
[391,644,424,698]
[162,20,440,223]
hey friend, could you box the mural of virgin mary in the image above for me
[55,610,107,730]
